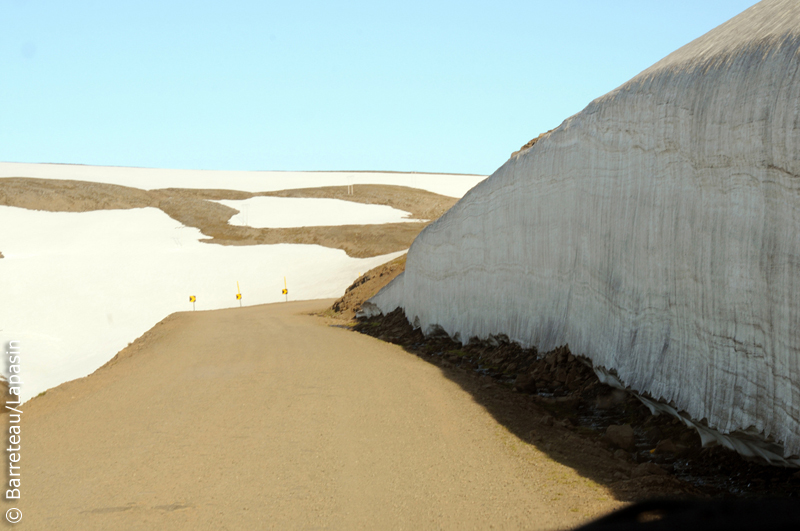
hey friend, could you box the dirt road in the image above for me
[19,300,621,530]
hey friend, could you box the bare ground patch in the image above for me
[323,254,407,321]
[259,184,455,221]
[0,178,456,257]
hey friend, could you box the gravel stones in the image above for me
[655,438,680,455]
[605,424,635,451]
[513,372,537,393]
[632,462,669,478]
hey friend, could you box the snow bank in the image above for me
[215,197,419,228]
[370,0,800,458]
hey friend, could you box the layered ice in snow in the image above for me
[369,0,800,459]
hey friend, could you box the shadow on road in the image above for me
[347,309,800,502]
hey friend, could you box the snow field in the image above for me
[0,163,485,198]
[215,197,420,228]
[0,205,403,403]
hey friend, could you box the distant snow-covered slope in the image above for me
[0,167,484,403]
[0,163,485,199]
[369,0,800,458]
[0,206,405,403]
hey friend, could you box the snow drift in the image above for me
[368,0,800,460]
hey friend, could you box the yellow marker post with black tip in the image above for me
[189,295,196,311]
[236,281,242,307]
[282,277,288,302]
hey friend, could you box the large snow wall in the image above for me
[368,0,800,460]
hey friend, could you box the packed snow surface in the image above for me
[370,0,800,457]
[0,163,485,198]
[0,206,404,403]
[216,197,419,228]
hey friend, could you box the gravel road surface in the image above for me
[19,300,621,530]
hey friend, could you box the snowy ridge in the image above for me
[0,163,485,198]
[369,0,800,457]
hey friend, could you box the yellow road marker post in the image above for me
[236,281,242,307]
[189,295,196,311]
[282,277,288,302]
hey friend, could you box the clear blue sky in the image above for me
[1,0,759,175]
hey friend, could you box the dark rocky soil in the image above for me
[351,308,800,500]
[325,254,406,321]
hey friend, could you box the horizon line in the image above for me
[0,161,488,177]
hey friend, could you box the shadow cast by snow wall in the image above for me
[367,0,800,460]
